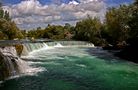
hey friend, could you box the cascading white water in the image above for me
[54,43,64,47]
[0,42,94,81]
[0,46,44,81]
[1,42,138,90]
[43,43,49,48]
[0,46,29,80]
[22,43,47,56]
[20,41,95,77]
[21,41,95,56]
[47,41,95,47]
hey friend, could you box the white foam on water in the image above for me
[44,61,61,65]
[0,81,3,84]
[87,43,95,47]
[17,60,46,76]
[54,43,64,47]
[76,64,87,68]
[24,66,46,76]
[3,65,46,81]
[28,46,54,55]
[20,41,96,77]
[17,59,46,76]
[43,43,49,48]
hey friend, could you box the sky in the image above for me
[2,0,134,30]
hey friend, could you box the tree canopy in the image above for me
[0,0,138,48]
[0,6,23,40]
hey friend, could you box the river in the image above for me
[0,46,138,90]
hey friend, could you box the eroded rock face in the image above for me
[0,46,22,80]
[15,44,23,57]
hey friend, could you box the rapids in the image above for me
[0,41,138,90]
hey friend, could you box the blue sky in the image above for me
[2,0,133,5]
[2,0,134,30]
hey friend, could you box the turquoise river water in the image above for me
[0,47,138,90]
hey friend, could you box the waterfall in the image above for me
[0,46,28,80]
[47,41,95,47]
[21,41,95,56]
[21,43,46,55]
[54,43,64,47]
[43,43,49,48]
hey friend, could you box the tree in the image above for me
[0,5,24,40]
[128,0,138,39]
[74,16,103,45]
[0,31,8,39]
[104,5,131,45]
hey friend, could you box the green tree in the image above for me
[104,5,131,45]
[128,0,138,39]
[74,16,103,45]
[0,5,24,40]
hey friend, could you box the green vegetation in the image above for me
[25,24,74,40]
[0,5,23,40]
[22,0,138,62]
[24,0,138,47]
[1,0,137,47]
[74,17,103,45]
[116,0,138,62]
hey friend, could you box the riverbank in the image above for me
[115,44,138,63]
[102,43,138,63]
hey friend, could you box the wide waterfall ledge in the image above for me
[0,41,94,81]
[21,41,95,56]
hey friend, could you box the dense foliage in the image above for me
[0,0,138,48]
[24,0,137,47]
[0,6,23,40]
[25,24,74,40]
[115,0,138,62]
[73,17,103,45]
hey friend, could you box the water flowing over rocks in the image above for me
[0,41,95,81]
[21,41,95,56]
[0,46,26,80]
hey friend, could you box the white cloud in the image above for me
[3,0,106,29]
[69,0,79,5]
[79,0,99,3]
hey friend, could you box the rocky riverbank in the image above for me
[116,39,138,63]
[103,38,138,63]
